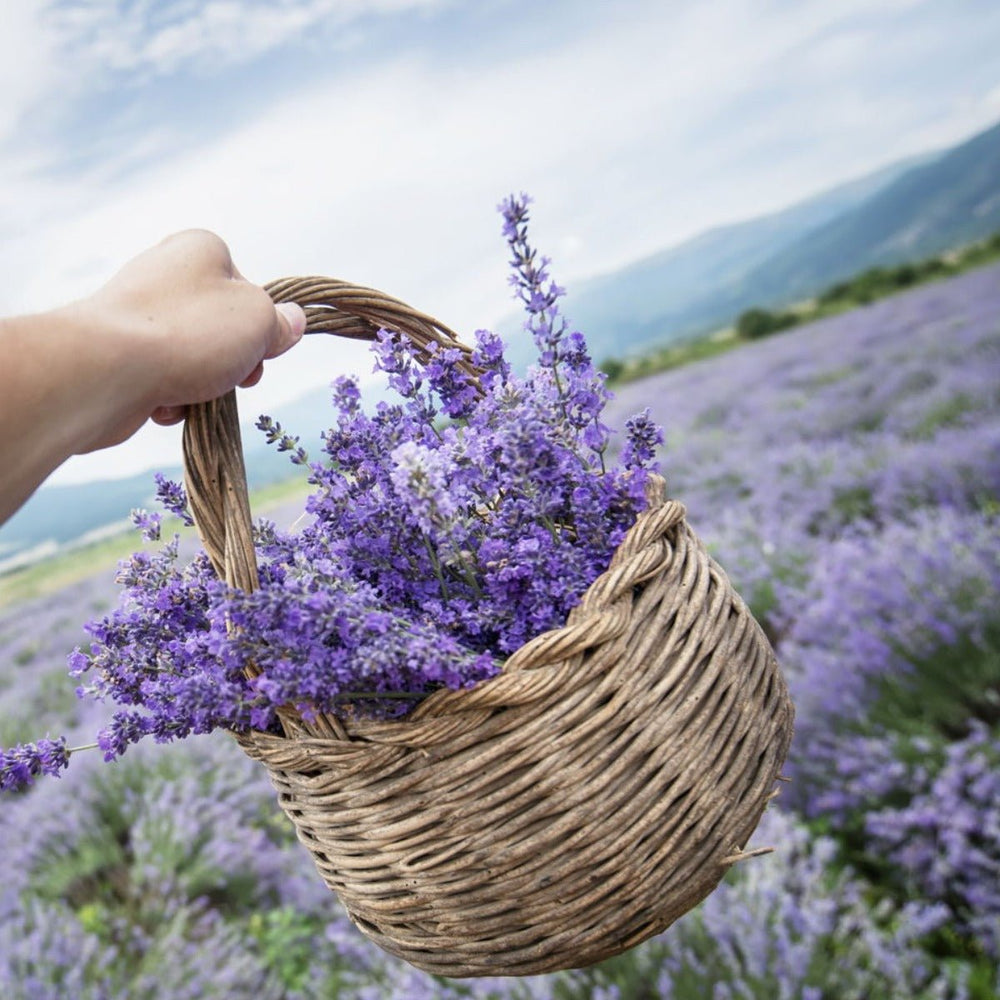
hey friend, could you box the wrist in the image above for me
[36,298,156,454]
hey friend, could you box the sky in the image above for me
[2,0,1000,485]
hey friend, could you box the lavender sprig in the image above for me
[154,472,194,526]
[0,738,70,792]
[255,415,309,466]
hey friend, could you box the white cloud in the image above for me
[4,0,1000,487]
[0,2,753,314]
[0,1,60,142]
[45,0,453,79]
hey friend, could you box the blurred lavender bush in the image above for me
[0,229,998,993]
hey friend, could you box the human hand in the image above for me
[71,229,306,449]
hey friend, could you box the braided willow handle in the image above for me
[181,278,472,591]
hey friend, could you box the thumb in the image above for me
[268,301,307,358]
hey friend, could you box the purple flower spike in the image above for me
[0,738,70,793]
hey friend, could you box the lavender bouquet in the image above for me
[1,195,662,792]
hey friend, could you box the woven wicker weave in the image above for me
[181,277,794,978]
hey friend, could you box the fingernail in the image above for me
[276,301,307,342]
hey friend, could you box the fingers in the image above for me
[239,361,265,388]
[150,352,259,426]
[156,232,305,361]
[133,234,306,421]
[151,405,187,426]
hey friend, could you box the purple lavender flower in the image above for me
[130,508,162,543]
[255,415,309,466]
[0,737,70,792]
[389,440,465,534]
[154,472,195,526]
[622,408,663,468]
[865,724,1000,958]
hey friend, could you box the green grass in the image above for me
[868,623,1000,739]
[0,668,81,748]
[245,473,314,510]
[909,392,978,440]
[600,327,742,383]
[0,474,313,609]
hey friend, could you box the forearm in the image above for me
[0,304,151,522]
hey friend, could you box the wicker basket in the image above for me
[181,277,794,979]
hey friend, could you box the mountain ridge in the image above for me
[558,120,999,362]
[739,119,1000,304]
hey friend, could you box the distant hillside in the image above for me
[0,473,161,565]
[548,119,1000,361]
[497,154,931,367]
[743,119,1000,303]
[0,389,333,569]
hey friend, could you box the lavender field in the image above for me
[2,262,999,998]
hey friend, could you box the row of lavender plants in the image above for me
[0,251,997,997]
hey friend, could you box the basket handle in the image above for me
[181,277,472,592]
